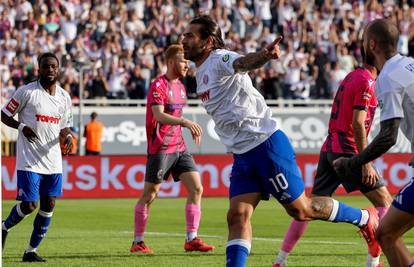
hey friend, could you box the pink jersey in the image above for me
[322,68,377,154]
[146,75,187,154]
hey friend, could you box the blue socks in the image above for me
[328,199,368,227]
[28,210,53,250]
[226,239,251,267]
[3,204,28,230]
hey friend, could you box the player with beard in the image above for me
[130,44,214,254]
[182,15,381,267]
[334,19,414,267]
[273,45,393,267]
[1,52,73,262]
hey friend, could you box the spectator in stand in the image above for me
[1,0,414,101]
[127,65,146,99]
[87,68,109,102]
[84,112,104,156]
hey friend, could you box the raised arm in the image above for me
[233,36,283,73]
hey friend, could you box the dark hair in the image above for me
[367,19,399,57]
[38,52,60,66]
[190,15,225,50]
[91,112,98,119]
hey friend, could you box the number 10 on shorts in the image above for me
[269,173,289,193]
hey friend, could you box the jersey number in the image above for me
[269,173,288,193]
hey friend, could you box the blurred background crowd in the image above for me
[1,0,414,103]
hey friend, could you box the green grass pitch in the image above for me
[2,197,413,266]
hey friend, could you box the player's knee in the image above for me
[20,201,38,214]
[140,190,158,205]
[227,208,249,228]
[375,226,396,247]
[39,197,56,212]
[190,185,203,197]
[286,207,308,221]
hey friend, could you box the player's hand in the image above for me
[22,126,39,143]
[63,135,73,155]
[362,163,379,187]
[264,36,283,60]
[181,118,203,145]
[409,154,414,168]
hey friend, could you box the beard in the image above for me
[362,47,376,67]
[183,43,206,62]
[39,75,57,86]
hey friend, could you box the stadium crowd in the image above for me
[1,0,414,102]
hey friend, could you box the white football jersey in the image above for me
[2,81,73,174]
[375,54,414,152]
[196,49,278,154]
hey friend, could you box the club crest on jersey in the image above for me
[180,88,186,98]
[58,106,65,114]
[199,91,210,102]
[36,114,61,124]
[203,74,209,85]
[222,54,230,62]
[153,91,161,98]
[5,98,19,114]
[378,99,384,109]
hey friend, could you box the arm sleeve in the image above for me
[1,87,29,117]
[376,76,404,122]
[147,80,167,106]
[216,50,243,76]
[378,90,404,121]
[353,80,373,111]
[61,94,73,129]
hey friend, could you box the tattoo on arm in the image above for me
[351,118,401,167]
[233,50,270,73]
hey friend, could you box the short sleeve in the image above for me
[1,87,28,117]
[353,79,374,111]
[378,89,404,121]
[147,79,167,106]
[61,94,73,129]
[216,50,243,76]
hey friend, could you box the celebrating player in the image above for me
[273,46,393,267]
[130,44,214,254]
[182,15,381,267]
[1,52,73,262]
[334,19,414,267]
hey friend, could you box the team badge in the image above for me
[153,91,161,98]
[58,106,65,114]
[222,54,230,62]
[181,88,186,98]
[203,74,209,85]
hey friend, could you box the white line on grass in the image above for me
[121,231,358,246]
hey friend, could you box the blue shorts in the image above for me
[230,130,305,204]
[392,177,414,214]
[16,170,63,202]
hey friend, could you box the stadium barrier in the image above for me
[2,154,412,199]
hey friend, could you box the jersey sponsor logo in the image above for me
[199,91,210,102]
[5,98,19,114]
[203,74,209,85]
[222,54,230,62]
[36,114,61,124]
